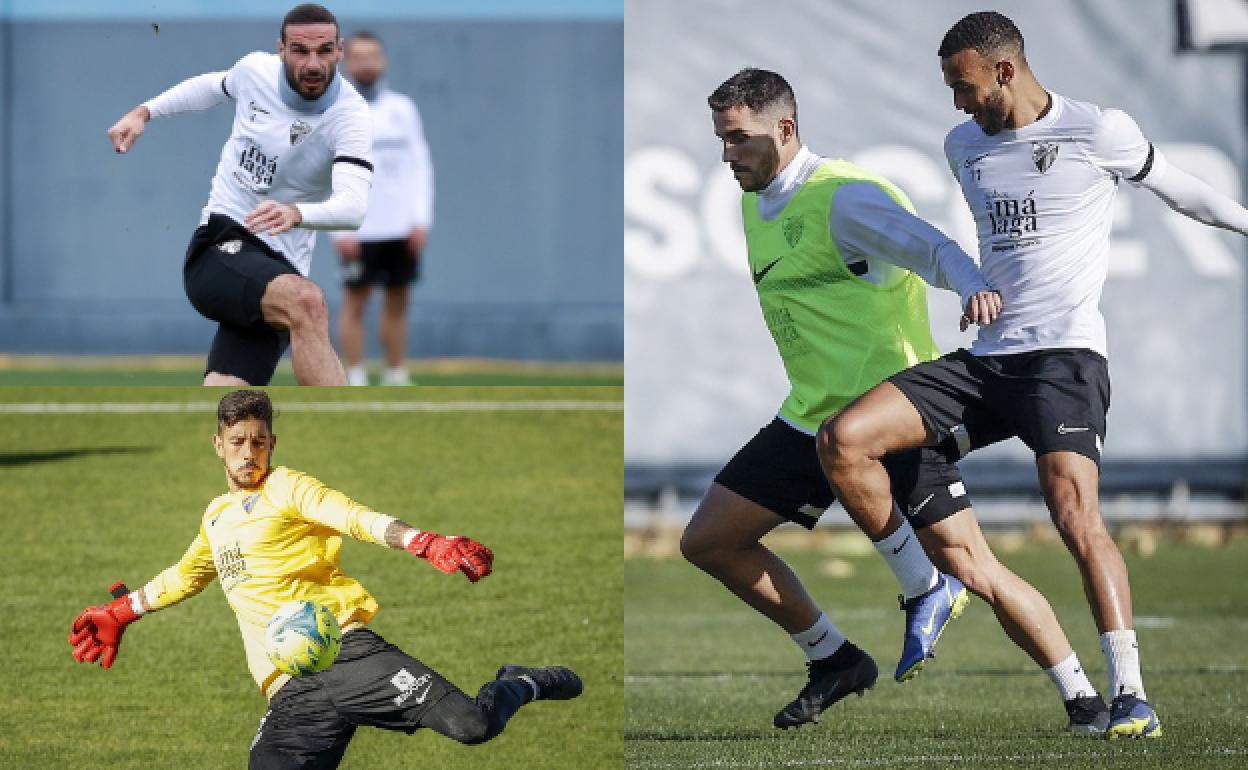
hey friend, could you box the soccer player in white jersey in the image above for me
[331,31,435,387]
[684,68,1116,733]
[821,11,1248,739]
[68,390,582,769]
[106,4,372,386]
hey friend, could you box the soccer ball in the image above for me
[265,600,342,677]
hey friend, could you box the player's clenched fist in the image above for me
[69,585,141,669]
[107,106,150,154]
[406,531,494,583]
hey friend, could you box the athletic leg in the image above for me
[680,483,822,633]
[1036,450,1159,737]
[817,382,933,541]
[260,274,346,385]
[683,419,878,728]
[338,284,371,384]
[380,285,410,374]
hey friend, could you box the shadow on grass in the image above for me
[0,446,156,467]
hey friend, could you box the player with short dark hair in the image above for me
[689,67,1109,732]
[69,389,582,768]
[331,31,436,386]
[820,10,1248,739]
[106,4,370,386]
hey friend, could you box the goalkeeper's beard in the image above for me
[230,463,268,490]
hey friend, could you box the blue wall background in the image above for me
[0,1,622,360]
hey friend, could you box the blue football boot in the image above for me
[894,573,969,682]
[1106,692,1162,739]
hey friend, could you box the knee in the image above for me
[679,522,719,571]
[275,277,328,328]
[441,702,491,745]
[815,414,872,471]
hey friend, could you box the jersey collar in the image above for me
[278,68,343,115]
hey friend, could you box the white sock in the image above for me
[1044,652,1097,701]
[790,613,847,662]
[346,364,369,386]
[1100,629,1145,699]
[382,366,412,386]
[873,518,938,599]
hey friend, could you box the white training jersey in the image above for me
[944,92,1154,358]
[331,86,434,242]
[205,52,373,275]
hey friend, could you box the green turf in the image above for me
[625,538,1248,768]
[0,364,623,387]
[0,386,622,769]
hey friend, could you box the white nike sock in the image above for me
[790,612,847,662]
[1044,652,1097,701]
[873,518,939,599]
[1100,629,1145,699]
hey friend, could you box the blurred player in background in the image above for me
[106,4,370,386]
[821,11,1248,740]
[684,68,1113,734]
[332,31,435,386]
[69,389,582,769]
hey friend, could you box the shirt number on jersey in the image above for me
[238,142,277,189]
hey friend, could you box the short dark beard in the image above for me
[979,87,1009,136]
[741,142,782,193]
[285,61,336,100]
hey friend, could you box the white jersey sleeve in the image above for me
[830,182,989,304]
[407,101,435,229]
[143,71,231,118]
[1088,108,1153,180]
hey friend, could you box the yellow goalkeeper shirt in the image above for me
[140,466,393,697]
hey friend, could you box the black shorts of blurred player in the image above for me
[342,238,420,288]
[183,214,297,386]
[249,628,534,770]
[714,417,971,530]
[337,237,421,385]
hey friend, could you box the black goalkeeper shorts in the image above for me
[183,214,298,385]
[713,417,971,530]
[249,628,458,770]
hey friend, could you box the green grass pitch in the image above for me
[0,386,622,769]
[626,535,1248,768]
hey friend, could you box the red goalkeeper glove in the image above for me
[69,581,141,669]
[406,531,493,583]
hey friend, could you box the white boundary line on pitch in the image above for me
[0,400,623,414]
[628,747,1248,768]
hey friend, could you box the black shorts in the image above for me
[342,238,419,288]
[249,628,459,770]
[889,348,1110,467]
[183,214,299,384]
[713,417,971,530]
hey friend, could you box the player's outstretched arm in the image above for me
[69,581,147,668]
[108,71,232,154]
[385,519,494,583]
[1139,155,1248,236]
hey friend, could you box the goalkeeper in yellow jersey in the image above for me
[68,389,582,769]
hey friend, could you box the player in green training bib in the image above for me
[679,68,1112,734]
